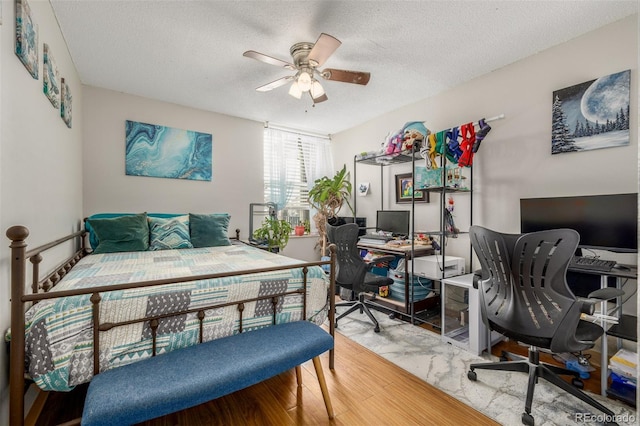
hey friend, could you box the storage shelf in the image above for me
[418,186,471,193]
[354,147,438,326]
[421,230,469,236]
[607,387,637,407]
[355,150,421,166]
[606,314,637,341]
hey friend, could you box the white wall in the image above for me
[332,15,638,268]
[82,86,264,240]
[0,0,84,420]
[332,14,639,356]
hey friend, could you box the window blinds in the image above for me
[263,126,333,212]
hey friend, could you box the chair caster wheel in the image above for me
[374,326,380,333]
[521,412,534,426]
[388,313,395,319]
[571,378,584,389]
[467,370,477,381]
[334,322,339,329]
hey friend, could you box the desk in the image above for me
[569,264,637,399]
[357,241,434,322]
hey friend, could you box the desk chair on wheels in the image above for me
[468,225,622,426]
[327,223,395,333]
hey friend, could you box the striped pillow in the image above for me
[148,215,193,251]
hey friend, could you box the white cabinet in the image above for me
[440,273,488,355]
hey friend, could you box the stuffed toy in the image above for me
[401,121,430,152]
[385,129,404,154]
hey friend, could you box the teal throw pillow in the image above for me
[149,215,193,251]
[88,213,150,254]
[189,213,231,247]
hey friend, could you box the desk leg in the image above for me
[405,253,412,324]
[599,274,608,397]
[614,277,623,351]
[599,275,626,397]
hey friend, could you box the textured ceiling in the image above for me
[50,1,638,135]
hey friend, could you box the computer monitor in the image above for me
[333,216,367,236]
[520,193,637,253]
[376,210,410,237]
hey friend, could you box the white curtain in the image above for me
[302,135,334,233]
[264,127,298,210]
[302,135,334,193]
[263,126,334,232]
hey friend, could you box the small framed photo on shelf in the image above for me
[395,173,428,203]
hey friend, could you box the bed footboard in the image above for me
[6,225,336,426]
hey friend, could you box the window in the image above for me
[263,126,334,227]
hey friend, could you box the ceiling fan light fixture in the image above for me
[244,32,370,102]
[297,71,312,92]
[288,81,302,99]
[310,80,325,98]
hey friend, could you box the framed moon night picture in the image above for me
[551,69,630,154]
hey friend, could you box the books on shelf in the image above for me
[609,348,637,383]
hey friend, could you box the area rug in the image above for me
[333,310,637,426]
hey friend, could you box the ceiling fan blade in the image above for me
[321,68,370,85]
[243,50,296,70]
[307,33,341,67]
[311,92,328,103]
[256,75,295,92]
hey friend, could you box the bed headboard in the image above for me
[84,213,241,252]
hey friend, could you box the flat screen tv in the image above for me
[376,210,410,237]
[520,193,637,253]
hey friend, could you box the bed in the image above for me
[7,212,336,425]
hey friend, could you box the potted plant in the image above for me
[308,165,355,256]
[252,217,293,253]
[302,220,311,234]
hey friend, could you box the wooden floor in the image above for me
[35,327,498,426]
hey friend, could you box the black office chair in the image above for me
[468,225,622,426]
[327,223,395,333]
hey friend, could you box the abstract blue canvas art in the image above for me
[44,44,60,109]
[15,0,38,79]
[125,120,212,181]
[60,78,72,128]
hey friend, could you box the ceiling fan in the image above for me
[243,33,370,103]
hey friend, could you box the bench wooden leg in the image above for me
[295,365,302,386]
[312,356,334,419]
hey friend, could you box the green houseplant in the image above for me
[252,217,293,253]
[308,165,355,255]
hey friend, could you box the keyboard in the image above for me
[570,256,616,272]
[359,234,392,241]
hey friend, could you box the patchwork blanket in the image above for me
[22,245,329,391]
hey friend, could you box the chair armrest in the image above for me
[575,297,597,315]
[587,287,625,301]
[472,269,484,289]
[576,288,625,315]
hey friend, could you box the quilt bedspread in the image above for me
[23,245,330,391]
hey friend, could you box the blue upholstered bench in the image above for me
[82,321,334,426]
